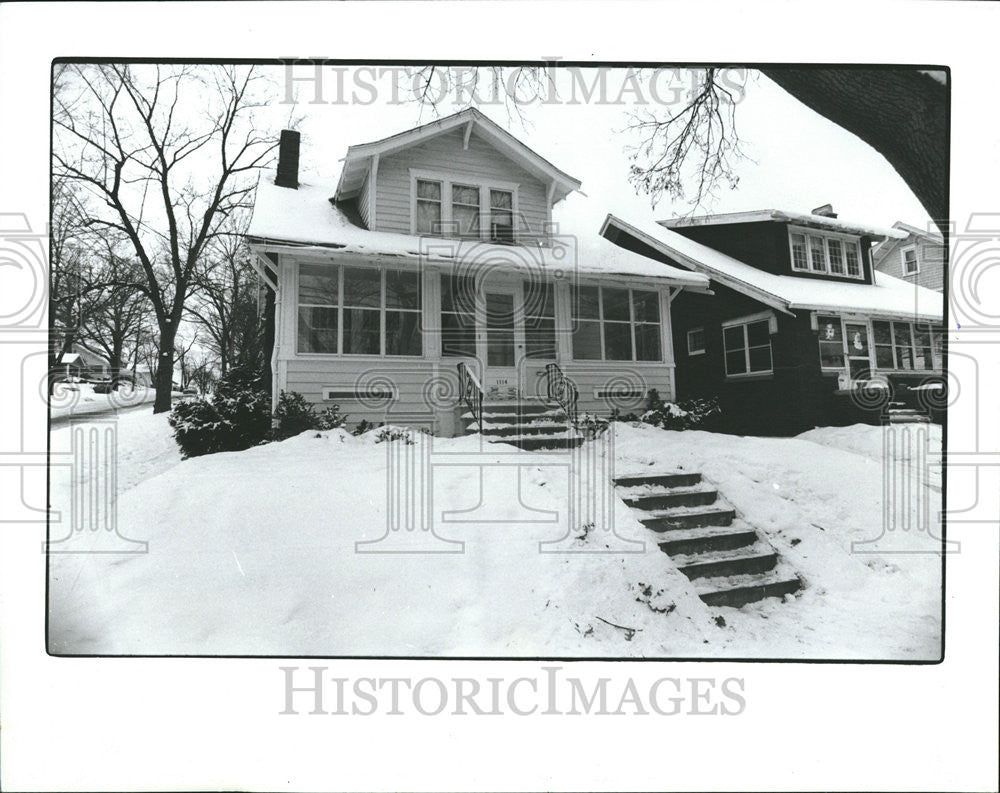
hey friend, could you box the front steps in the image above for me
[887,401,932,424]
[614,471,802,609]
[460,401,584,451]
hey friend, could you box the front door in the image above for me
[482,289,521,400]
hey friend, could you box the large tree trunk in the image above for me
[760,68,948,230]
[153,325,177,414]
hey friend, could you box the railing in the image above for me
[545,363,578,423]
[457,362,484,431]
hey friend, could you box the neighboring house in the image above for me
[246,109,709,436]
[56,345,110,380]
[872,221,946,293]
[600,207,945,435]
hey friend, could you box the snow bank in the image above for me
[48,421,942,659]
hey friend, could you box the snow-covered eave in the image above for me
[789,302,944,324]
[600,213,796,316]
[659,209,908,242]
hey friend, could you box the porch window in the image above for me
[415,179,443,235]
[722,317,773,377]
[821,316,944,373]
[297,264,422,356]
[523,280,556,359]
[570,286,662,362]
[452,184,480,238]
[489,189,515,243]
[297,264,339,354]
[440,274,477,357]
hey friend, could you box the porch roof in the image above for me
[601,213,944,323]
[247,177,709,288]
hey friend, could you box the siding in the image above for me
[357,170,372,229]
[873,234,946,293]
[374,127,549,237]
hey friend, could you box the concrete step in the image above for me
[622,486,718,510]
[488,434,585,451]
[480,422,570,437]
[638,506,737,531]
[658,527,759,556]
[613,471,702,489]
[889,414,931,423]
[678,551,778,580]
[697,572,803,608]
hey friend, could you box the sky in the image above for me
[275,65,933,237]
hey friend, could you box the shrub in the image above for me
[168,367,271,458]
[640,389,722,431]
[374,427,414,444]
[574,412,610,438]
[273,390,347,439]
[351,419,380,436]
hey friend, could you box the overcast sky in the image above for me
[277,65,933,238]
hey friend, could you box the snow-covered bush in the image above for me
[640,389,722,431]
[168,367,271,458]
[574,412,610,438]
[351,419,379,436]
[374,427,414,444]
[273,390,346,439]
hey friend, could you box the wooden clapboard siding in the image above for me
[559,362,676,414]
[374,127,549,236]
[873,233,946,293]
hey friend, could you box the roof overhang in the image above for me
[334,108,582,205]
[659,209,908,242]
[601,213,795,315]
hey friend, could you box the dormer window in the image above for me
[410,169,519,243]
[789,226,864,279]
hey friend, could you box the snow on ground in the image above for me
[47,420,942,659]
[50,381,157,421]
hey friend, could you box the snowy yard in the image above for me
[47,414,943,659]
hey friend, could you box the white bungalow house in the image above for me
[246,109,709,439]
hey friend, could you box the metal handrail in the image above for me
[457,362,484,430]
[545,363,578,423]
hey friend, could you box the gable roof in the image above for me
[334,108,582,205]
[659,209,908,242]
[602,213,943,322]
[872,220,946,262]
[247,177,708,288]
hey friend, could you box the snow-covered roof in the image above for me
[602,213,944,323]
[334,108,582,206]
[658,209,909,242]
[247,176,709,288]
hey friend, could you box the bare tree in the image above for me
[187,214,263,377]
[53,63,279,412]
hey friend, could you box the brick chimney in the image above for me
[811,203,837,218]
[274,129,300,189]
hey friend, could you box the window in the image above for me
[297,264,422,356]
[415,180,443,235]
[490,189,514,243]
[411,172,520,242]
[451,184,480,238]
[440,274,477,357]
[722,316,773,377]
[817,315,845,369]
[523,280,556,359]
[687,327,706,356]
[571,286,661,362]
[297,264,339,354]
[901,245,920,276]
[789,227,864,279]
[820,315,944,373]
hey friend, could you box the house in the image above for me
[56,345,110,381]
[872,221,946,293]
[246,109,710,437]
[600,206,946,435]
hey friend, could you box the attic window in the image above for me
[901,245,920,275]
[415,179,443,235]
[489,189,515,243]
[788,226,864,280]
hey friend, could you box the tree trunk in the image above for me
[153,326,177,413]
[760,68,948,229]
[262,284,276,395]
